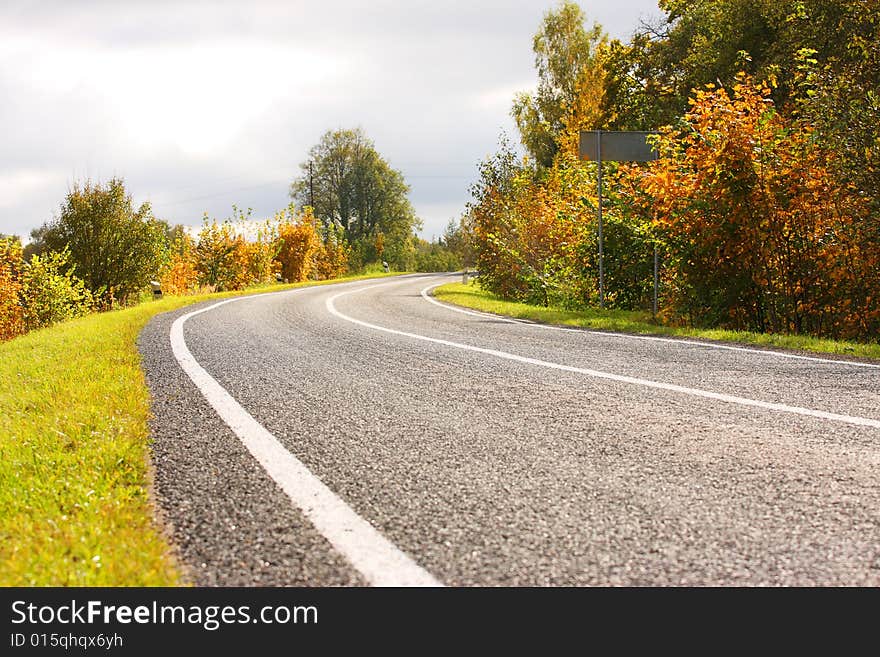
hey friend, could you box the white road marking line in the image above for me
[420,280,880,369]
[169,287,443,587]
[327,282,880,430]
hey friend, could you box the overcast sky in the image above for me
[0,0,660,241]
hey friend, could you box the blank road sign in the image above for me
[579,131,658,162]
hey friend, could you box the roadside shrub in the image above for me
[312,221,350,280]
[274,207,320,282]
[242,219,278,286]
[194,209,279,292]
[313,239,350,279]
[194,218,248,291]
[0,238,24,340]
[159,232,199,295]
[273,206,352,281]
[19,249,93,331]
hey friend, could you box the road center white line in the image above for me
[326,281,880,430]
[420,280,880,370]
[170,285,442,587]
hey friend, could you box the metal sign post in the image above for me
[579,130,658,310]
[653,243,659,317]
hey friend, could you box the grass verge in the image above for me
[433,281,880,362]
[0,272,401,586]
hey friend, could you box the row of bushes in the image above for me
[0,201,350,341]
[159,206,349,296]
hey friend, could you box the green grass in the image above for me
[0,272,401,586]
[433,282,880,361]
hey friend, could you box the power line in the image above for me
[151,178,292,208]
[149,167,476,213]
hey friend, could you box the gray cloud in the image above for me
[0,1,660,240]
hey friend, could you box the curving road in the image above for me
[139,274,880,586]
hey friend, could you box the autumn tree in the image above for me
[274,206,320,282]
[159,231,198,296]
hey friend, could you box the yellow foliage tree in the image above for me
[159,232,198,295]
[275,207,320,282]
[312,237,350,280]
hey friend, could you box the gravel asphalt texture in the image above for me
[138,274,880,586]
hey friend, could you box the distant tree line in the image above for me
[464,0,880,341]
[1,129,468,341]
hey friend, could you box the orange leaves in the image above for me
[275,207,349,282]
[159,206,350,296]
[159,233,198,296]
[275,212,319,283]
[312,238,349,281]
[0,238,24,341]
[159,253,198,296]
[636,73,879,338]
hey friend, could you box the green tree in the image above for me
[791,3,880,216]
[601,1,770,129]
[290,128,420,268]
[441,218,472,268]
[412,237,461,272]
[31,178,167,302]
[602,0,879,221]
[511,1,606,167]
[602,0,871,130]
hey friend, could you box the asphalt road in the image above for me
[139,274,880,586]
